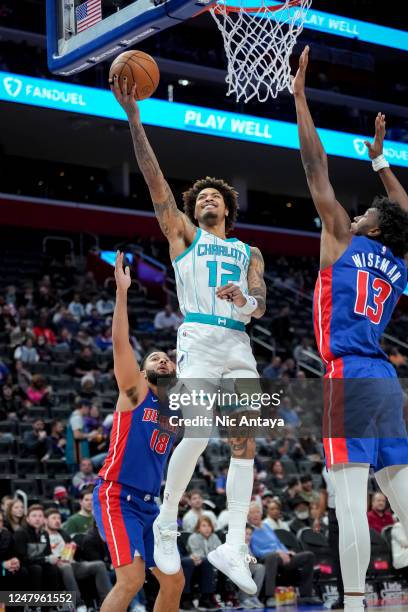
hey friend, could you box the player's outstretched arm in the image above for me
[111,77,196,257]
[113,251,145,407]
[365,113,408,212]
[293,47,350,240]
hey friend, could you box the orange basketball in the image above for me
[109,50,160,101]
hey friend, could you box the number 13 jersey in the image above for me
[173,227,252,324]
[314,235,407,363]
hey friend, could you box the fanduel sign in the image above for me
[1,71,408,168]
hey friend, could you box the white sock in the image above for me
[226,457,254,549]
[159,437,209,525]
[344,595,364,610]
[330,463,370,594]
[375,465,408,538]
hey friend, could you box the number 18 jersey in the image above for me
[173,227,252,324]
[314,235,407,363]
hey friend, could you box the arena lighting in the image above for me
[1,71,408,168]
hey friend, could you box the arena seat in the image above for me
[298,527,335,575]
[280,459,298,474]
[45,459,69,477]
[367,528,393,577]
[16,458,42,477]
[41,478,71,499]
[11,478,40,497]
[381,524,393,550]
[274,528,303,553]
[0,458,17,479]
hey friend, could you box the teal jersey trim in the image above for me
[192,243,201,312]
[212,234,217,315]
[245,243,251,263]
[173,227,202,263]
[184,312,245,331]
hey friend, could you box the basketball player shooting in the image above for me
[93,252,184,612]
[111,75,266,595]
[293,46,408,612]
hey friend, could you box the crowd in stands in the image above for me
[0,233,407,610]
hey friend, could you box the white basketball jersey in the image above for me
[173,228,252,325]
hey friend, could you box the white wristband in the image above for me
[236,294,258,316]
[372,154,390,172]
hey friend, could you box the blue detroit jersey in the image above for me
[99,389,177,496]
[314,236,407,362]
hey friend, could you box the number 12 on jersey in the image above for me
[354,270,392,325]
[207,261,240,287]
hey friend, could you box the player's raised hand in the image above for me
[364,112,386,160]
[292,45,309,97]
[216,282,247,307]
[110,74,140,121]
[114,251,131,293]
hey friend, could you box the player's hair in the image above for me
[140,349,162,370]
[195,516,214,533]
[182,177,239,234]
[371,196,408,257]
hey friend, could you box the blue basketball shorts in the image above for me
[93,478,159,569]
[322,355,408,471]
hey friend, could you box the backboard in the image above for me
[46,0,209,76]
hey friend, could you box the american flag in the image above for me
[76,0,102,33]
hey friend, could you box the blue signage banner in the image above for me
[223,1,408,52]
[1,71,408,168]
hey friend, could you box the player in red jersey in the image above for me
[293,47,408,612]
[93,252,184,612]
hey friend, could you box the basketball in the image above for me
[109,50,160,101]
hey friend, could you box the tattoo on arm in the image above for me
[129,120,162,184]
[248,247,267,317]
[129,120,191,239]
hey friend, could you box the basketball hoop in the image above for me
[207,0,312,103]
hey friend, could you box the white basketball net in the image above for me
[210,0,312,102]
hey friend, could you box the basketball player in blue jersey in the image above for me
[293,46,408,612]
[92,252,184,612]
[111,76,266,595]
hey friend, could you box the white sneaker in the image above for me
[77,606,88,612]
[152,517,180,574]
[208,542,257,595]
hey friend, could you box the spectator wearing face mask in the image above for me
[248,503,321,607]
[289,497,312,534]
